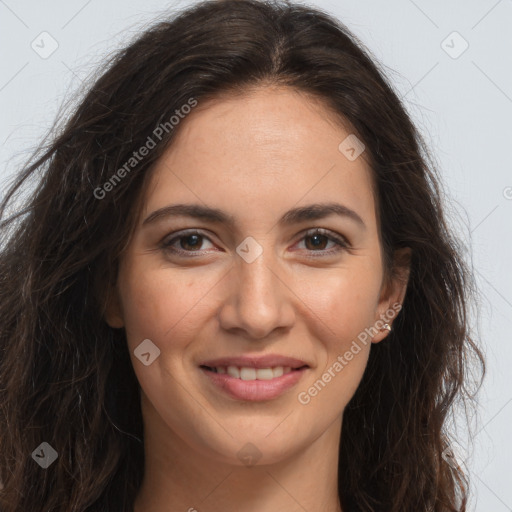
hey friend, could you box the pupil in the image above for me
[182,234,201,250]
[307,234,326,250]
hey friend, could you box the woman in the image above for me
[0,0,485,510]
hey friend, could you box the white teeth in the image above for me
[240,368,256,381]
[256,368,274,380]
[272,366,283,378]
[211,365,301,380]
[227,366,240,378]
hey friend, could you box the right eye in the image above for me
[160,230,218,256]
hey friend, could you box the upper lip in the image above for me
[199,355,310,369]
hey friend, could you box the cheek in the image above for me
[298,260,382,344]
[117,260,223,349]
[295,269,376,414]
[117,263,218,401]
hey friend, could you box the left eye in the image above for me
[296,229,348,253]
[161,228,348,256]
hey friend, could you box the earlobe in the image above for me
[371,320,393,344]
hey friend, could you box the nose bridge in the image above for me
[236,235,277,294]
[238,250,277,300]
[219,239,294,338]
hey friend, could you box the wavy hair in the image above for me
[0,0,485,510]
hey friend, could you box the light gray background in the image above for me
[1,1,511,510]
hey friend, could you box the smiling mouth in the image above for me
[200,365,308,380]
[199,363,309,401]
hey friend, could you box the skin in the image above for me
[105,86,410,512]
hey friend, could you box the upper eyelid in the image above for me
[162,228,217,246]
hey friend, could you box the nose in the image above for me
[218,249,295,340]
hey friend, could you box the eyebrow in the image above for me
[143,202,366,230]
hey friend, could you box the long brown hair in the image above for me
[0,0,485,510]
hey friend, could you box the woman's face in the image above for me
[106,86,408,466]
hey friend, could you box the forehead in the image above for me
[143,86,376,228]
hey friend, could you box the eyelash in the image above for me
[160,228,350,258]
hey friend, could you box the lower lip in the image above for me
[200,367,308,401]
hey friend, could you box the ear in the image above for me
[372,247,411,343]
[104,283,125,329]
